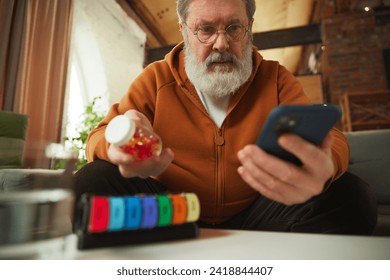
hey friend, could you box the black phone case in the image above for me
[256,104,341,165]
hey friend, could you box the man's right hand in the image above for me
[107,109,174,178]
[108,144,174,178]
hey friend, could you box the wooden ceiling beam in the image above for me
[146,24,322,65]
[253,24,322,50]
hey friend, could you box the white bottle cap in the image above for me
[105,115,136,146]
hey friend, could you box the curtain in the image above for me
[0,0,27,110]
[0,0,73,168]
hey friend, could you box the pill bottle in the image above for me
[105,115,162,160]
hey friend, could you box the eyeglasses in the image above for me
[185,22,250,45]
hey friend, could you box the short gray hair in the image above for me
[176,0,256,23]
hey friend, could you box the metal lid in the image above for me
[0,189,72,203]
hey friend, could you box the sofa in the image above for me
[0,111,74,192]
[0,112,74,252]
[344,129,390,236]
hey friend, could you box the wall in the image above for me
[63,0,146,142]
[321,10,390,103]
[68,0,146,106]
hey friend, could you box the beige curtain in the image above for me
[1,0,73,168]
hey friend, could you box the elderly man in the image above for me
[75,0,376,234]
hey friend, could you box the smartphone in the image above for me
[256,104,341,166]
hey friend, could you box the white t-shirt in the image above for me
[196,88,230,128]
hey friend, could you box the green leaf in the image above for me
[61,96,105,171]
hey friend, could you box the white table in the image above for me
[75,228,390,260]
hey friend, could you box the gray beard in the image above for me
[184,40,253,99]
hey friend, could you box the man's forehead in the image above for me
[187,0,247,24]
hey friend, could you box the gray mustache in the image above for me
[206,52,236,66]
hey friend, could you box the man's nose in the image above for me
[212,31,229,52]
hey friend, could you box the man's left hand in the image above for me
[237,133,334,205]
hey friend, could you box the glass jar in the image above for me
[105,115,162,160]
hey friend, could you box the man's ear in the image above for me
[179,22,183,31]
[249,18,254,31]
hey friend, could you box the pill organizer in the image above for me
[74,193,200,249]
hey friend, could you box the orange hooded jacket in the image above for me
[86,42,349,224]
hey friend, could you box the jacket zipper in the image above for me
[215,128,225,218]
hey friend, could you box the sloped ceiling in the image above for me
[120,0,314,46]
[118,0,314,72]
[118,0,389,72]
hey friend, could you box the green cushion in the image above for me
[0,111,29,139]
[0,111,29,169]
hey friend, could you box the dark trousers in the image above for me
[73,160,378,235]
